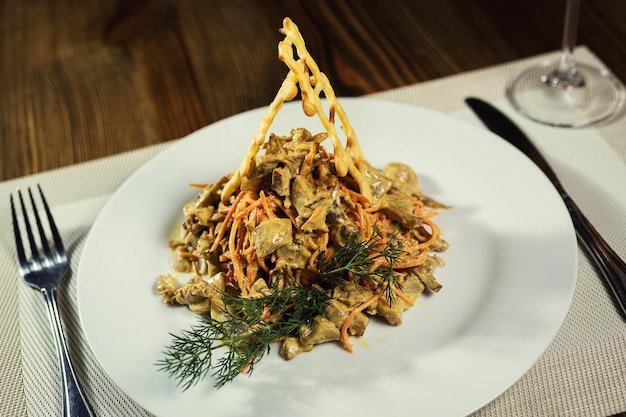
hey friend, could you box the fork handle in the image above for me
[42,286,97,417]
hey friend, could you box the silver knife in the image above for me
[466,97,626,318]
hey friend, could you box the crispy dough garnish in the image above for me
[221,17,372,204]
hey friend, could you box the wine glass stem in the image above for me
[559,0,580,72]
[548,0,583,88]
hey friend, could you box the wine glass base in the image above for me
[506,62,625,128]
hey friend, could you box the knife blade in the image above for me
[466,97,626,319]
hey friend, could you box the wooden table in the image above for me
[2,1,626,416]
[2,0,625,183]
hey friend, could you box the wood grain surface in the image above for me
[2,0,625,185]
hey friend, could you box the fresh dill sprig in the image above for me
[316,226,405,303]
[156,285,331,390]
[158,228,406,390]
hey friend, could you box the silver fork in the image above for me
[11,185,96,417]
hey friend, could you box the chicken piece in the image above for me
[300,198,331,232]
[156,274,178,303]
[172,274,220,314]
[249,278,272,297]
[271,166,291,196]
[326,299,369,336]
[299,316,340,346]
[413,255,444,292]
[279,337,314,360]
[419,194,451,210]
[382,162,419,195]
[169,248,192,273]
[210,293,229,322]
[290,175,317,218]
[269,263,297,287]
[430,238,450,252]
[332,281,373,308]
[327,201,361,247]
[262,130,316,178]
[374,297,411,326]
[377,193,422,229]
[252,217,293,257]
[369,270,429,325]
[157,272,226,315]
[263,132,289,155]
[240,158,279,191]
[193,206,215,227]
[276,242,312,269]
[290,174,334,231]
[183,176,228,216]
[362,160,393,204]
[290,127,314,142]
[401,272,426,302]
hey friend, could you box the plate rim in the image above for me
[77,97,578,417]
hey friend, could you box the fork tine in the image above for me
[17,189,40,261]
[37,184,66,256]
[10,193,27,266]
[29,187,52,257]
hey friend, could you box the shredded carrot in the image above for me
[318,232,329,252]
[238,198,262,219]
[306,236,320,251]
[269,194,298,226]
[229,217,249,296]
[393,249,429,269]
[259,190,276,219]
[246,257,259,284]
[308,233,329,269]
[243,245,256,256]
[355,202,368,239]
[392,285,414,307]
[236,217,247,259]
[340,292,382,353]
[414,218,440,251]
[369,258,385,273]
[210,190,246,253]
[340,183,370,207]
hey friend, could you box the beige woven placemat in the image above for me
[1,46,625,417]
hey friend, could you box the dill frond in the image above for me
[316,226,405,303]
[156,285,331,389]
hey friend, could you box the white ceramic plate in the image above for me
[77,98,577,417]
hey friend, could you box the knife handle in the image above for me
[564,195,626,317]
